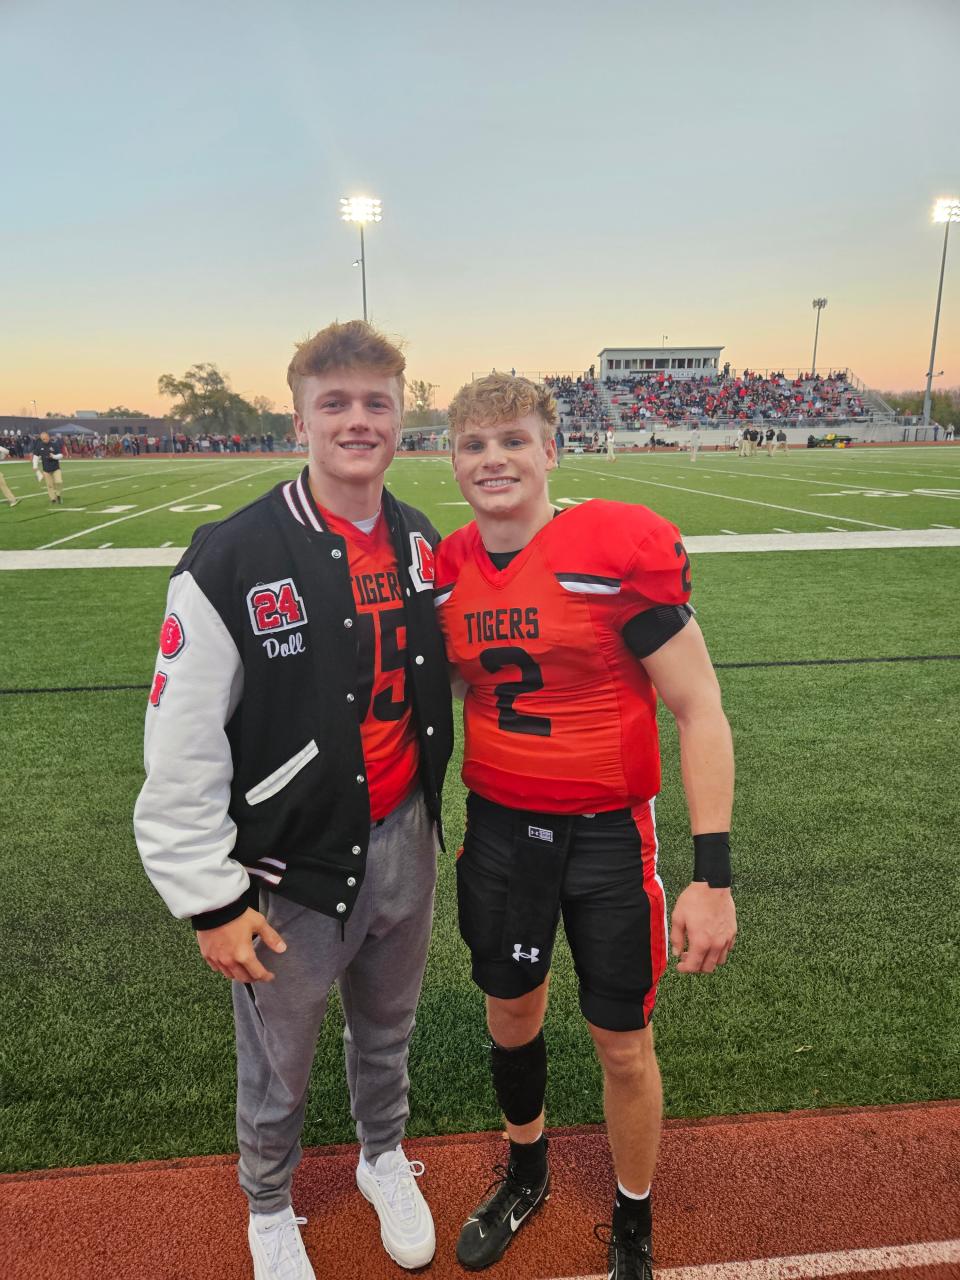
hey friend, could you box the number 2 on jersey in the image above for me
[479,646,551,737]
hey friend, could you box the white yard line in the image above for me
[576,467,901,529]
[4,465,191,504]
[37,469,267,549]
[7,530,960,572]
[787,463,960,482]
[633,460,960,494]
[547,1236,960,1280]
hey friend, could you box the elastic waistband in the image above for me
[467,792,646,829]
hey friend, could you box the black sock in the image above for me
[509,1134,548,1181]
[612,1188,652,1238]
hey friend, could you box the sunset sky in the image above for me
[3,0,958,417]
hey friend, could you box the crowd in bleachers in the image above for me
[545,369,867,430]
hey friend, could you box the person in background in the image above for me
[32,431,64,503]
[0,443,18,507]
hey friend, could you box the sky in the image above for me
[2,0,958,416]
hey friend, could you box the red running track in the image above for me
[1,1102,958,1280]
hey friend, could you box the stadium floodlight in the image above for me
[923,198,960,428]
[340,196,383,322]
[810,298,828,376]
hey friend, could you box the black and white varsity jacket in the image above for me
[134,468,453,930]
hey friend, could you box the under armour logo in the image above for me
[512,944,540,963]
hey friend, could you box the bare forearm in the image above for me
[676,709,734,835]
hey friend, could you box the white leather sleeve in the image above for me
[134,571,248,919]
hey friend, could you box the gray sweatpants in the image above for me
[233,788,439,1213]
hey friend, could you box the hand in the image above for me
[196,907,286,983]
[670,882,737,974]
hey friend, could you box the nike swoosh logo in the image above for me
[510,1204,534,1232]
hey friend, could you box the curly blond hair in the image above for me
[287,320,405,414]
[447,373,558,445]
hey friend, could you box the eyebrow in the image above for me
[313,388,394,401]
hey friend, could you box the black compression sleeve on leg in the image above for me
[490,1032,547,1126]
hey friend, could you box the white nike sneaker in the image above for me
[356,1144,436,1269]
[248,1207,316,1280]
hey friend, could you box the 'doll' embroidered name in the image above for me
[263,633,306,659]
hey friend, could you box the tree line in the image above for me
[881,387,960,429]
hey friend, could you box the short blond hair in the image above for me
[447,373,558,445]
[287,320,406,415]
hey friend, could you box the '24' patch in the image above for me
[246,578,308,636]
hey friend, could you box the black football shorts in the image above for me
[456,792,668,1031]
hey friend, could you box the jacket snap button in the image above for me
[426,726,434,736]
[344,618,353,628]
[351,845,361,855]
[346,692,355,703]
[414,655,424,665]
[331,549,342,559]
[336,902,346,913]
[347,877,356,887]
[356,774,365,784]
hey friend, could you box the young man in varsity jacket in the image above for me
[134,321,453,1280]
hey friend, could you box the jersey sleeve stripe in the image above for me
[555,572,622,595]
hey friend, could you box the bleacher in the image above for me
[545,369,876,435]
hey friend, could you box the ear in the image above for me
[545,437,558,472]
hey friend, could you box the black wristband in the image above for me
[693,832,732,888]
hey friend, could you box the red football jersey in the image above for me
[435,501,691,813]
[321,508,419,821]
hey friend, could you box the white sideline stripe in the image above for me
[37,469,267,549]
[547,1236,960,1280]
[6,529,960,571]
[576,467,900,530]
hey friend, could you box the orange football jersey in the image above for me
[321,508,419,821]
[435,501,691,813]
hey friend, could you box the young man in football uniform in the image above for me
[435,373,736,1279]
[135,321,453,1280]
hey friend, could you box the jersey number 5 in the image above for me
[479,646,551,737]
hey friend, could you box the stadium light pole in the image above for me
[810,298,828,375]
[340,196,382,322]
[922,197,960,429]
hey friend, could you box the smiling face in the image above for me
[294,369,402,516]
[452,413,557,547]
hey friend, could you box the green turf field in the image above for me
[1,448,959,1172]
[1,445,960,548]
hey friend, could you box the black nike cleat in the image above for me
[456,1161,550,1270]
[594,1223,655,1279]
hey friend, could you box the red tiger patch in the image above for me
[159,613,185,659]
